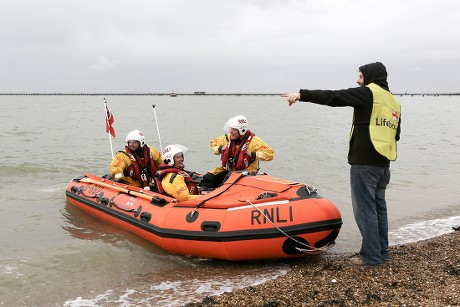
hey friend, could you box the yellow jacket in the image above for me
[209,133,274,175]
[109,146,162,187]
[161,173,200,202]
[367,83,401,161]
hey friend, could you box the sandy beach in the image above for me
[186,230,460,306]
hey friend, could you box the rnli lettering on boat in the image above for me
[251,206,293,225]
[84,185,103,194]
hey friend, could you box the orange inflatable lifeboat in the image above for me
[65,172,342,260]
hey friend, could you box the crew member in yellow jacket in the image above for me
[201,115,275,189]
[157,144,200,202]
[110,130,162,188]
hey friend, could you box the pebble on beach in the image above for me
[186,230,460,306]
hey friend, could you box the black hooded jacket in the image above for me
[298,62,401,167]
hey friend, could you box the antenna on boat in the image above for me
[152,104,163,153]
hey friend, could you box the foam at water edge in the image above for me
[64,265,289,306]
[389,215,460,245]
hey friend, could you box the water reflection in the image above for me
[62,202,170,255]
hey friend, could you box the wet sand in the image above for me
[186,230,460,306]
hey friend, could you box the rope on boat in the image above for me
[245,199,334,253]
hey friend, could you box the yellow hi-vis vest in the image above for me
[367,83,401,161]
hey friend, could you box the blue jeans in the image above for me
[350,165,391,266]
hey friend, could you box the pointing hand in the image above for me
[280,93,300,106]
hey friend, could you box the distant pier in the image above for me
[0,92,459,96]
[0,92,283,96]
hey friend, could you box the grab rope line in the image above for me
[190,172,247,216]
[245,199,334,253]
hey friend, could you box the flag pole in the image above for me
[104,98,115,158]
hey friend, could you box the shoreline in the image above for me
[186,230,460,306]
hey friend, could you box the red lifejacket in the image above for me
[157,165,199,195]
[221,131,254,170]
[123,145,158,187]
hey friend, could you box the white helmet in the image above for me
[162,144,189,166]
[125,130,145,148]
[223,115,249,135]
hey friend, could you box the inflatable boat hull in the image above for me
[65,172,342,260]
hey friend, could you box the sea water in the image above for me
[0,94,459,306]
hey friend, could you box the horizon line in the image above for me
[1,92,459,96]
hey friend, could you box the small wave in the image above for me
[37,184,66,193]
[0,163,53,176]
[0,264,24,278]
[9,129,43,136]
[389,215,460,245]
[63,289,135,307]
[64,264,289,306]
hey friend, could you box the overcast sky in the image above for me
[1,0,459,93]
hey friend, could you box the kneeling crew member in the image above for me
[157,144,200,202]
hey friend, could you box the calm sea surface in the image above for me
[1,94,460,306]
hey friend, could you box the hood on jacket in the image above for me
[359,62,390,91]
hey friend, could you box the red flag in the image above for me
[105,103,116,137]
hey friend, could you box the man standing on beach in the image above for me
[282,62,401,266]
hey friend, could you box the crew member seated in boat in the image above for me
[109,130,162,189]
[157,144,201,202]
[200,115,275,189]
